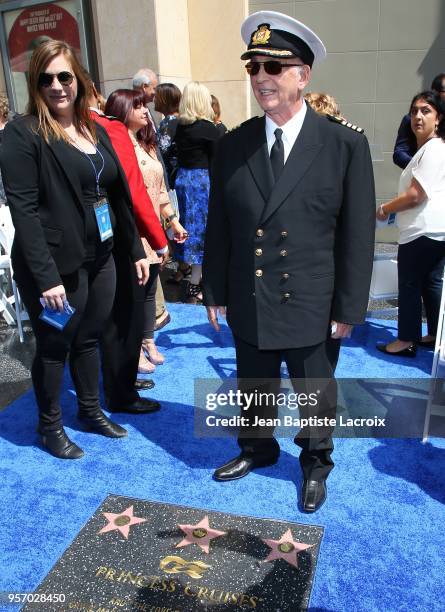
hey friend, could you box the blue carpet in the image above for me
[1,304,444,611]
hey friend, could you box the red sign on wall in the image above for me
[7,2,81,72]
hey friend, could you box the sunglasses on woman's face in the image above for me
[38,71,74,88]
[245,61,304,76]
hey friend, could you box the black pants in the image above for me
[142,263,160,339]
[398,236,445,341]
[234,336,336,481]
[16,253,116,431]
[100,247,147,408]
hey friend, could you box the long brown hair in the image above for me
[26,39,96,143]
[105,89,156,153]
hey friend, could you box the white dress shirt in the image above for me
[265,101,307,163]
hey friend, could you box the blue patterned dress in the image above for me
[174,119,219,264]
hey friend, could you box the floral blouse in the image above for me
[158,114,178,184]
[129,130,169,264]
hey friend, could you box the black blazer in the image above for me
[0,115,145,293]
[202,107,376,350]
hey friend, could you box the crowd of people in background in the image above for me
[0,35,444,461]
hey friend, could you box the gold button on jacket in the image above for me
[255,248,262,256]
[255,269,263,277]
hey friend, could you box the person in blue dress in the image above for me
[174,82,219,303]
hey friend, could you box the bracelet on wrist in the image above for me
[166,213,177,222]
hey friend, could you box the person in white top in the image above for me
[377,91,445,357]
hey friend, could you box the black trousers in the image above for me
[100,248,154,408]
[142,263,160,339]
[234,336,336,481]
[398,236,445,342]
[16,253,116,431]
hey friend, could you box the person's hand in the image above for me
[41,285,66,312]
[376,204,389,221]
[135,258,150,285]
[207,306,226,332]
[159,251,169,269]
[331,321,353,339]
[171,221,188,244]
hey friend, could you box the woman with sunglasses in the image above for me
[0,40,149,458]
[174,82,219,303]
[377,91,445,357]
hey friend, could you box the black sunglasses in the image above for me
[245,61,304,76]
[38,71,74,87]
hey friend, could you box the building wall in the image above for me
[249,0,445,240]
[187,0,249,128]
[90,0,248,128]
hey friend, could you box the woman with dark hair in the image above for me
[105,89,187,371]
[0,41,150,457]
[377,91,445,356]
[154,83,181,184]
[393,74,445,169]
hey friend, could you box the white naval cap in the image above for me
[241,10,326,66]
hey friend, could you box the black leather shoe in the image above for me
[213,453,278,481]
[78,410,127,438]
[38,427,84,459]
[417,339,435,349]
[134,378,155,390]
[376,342,417,358]
[108,398,161,414]
[302,479,327,513]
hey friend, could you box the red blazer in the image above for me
[91,110,167,251]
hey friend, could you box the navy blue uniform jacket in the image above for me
[202,106,376,350]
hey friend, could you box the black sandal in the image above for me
[185,282,203,304]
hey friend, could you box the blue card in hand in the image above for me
[39,299,76,330]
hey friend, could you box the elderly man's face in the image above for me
[249,55,310,123]
[143,77,158,102]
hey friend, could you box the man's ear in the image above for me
[299,65,311,89]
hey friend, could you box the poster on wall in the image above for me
[3,0,81,113]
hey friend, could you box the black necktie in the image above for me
[270,128,284,181]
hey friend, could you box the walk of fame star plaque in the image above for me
[23,495,324,611]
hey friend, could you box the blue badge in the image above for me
[94,199,113,242]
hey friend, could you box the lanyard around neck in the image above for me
[70,138,105,198]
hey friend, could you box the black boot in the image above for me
[78,409,127,438]
[38,426,84,459]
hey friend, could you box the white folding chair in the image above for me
[367,251,399,316]
[0,207,27,342]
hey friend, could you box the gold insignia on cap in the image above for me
[252,24,271,45]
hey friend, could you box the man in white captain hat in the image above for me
[202,11,375,512]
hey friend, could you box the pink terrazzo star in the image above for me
[176,515,227,554]
[262,528,314,568]
[98,505,147,539]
